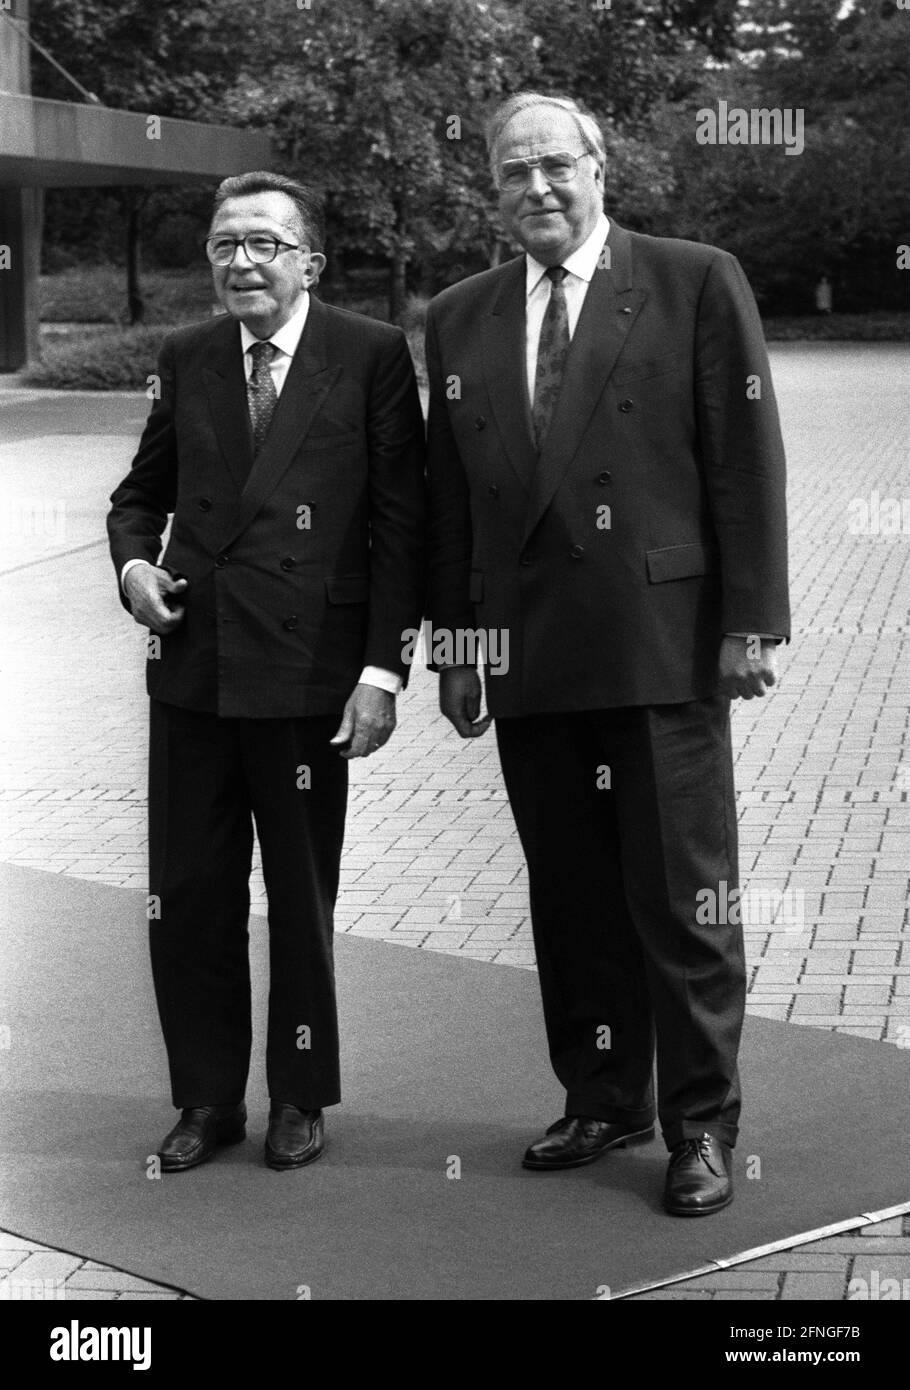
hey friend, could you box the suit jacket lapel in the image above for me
[481,258,538,491]
[216,296,341,552]
[521,221,647,546]
[202,318,254,494]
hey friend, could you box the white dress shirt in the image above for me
[122,292,400,696]
[525,212,610,404]
[238,294,309,393]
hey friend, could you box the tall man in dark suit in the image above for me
[426,94,789,1215]
[108,172,425,1172]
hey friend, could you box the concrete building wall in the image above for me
[0,0,270,372]
[1,0,42,370]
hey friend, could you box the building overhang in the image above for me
[0,90,272,186]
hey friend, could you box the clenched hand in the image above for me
[330,683,397,759]
[718,635,779,700]
[124,563,187,635]
[440,666,492,738]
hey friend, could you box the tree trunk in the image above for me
[389,246,407,325]
[322,242,345,298]
[124,189,144,326]
[388,194,408,324]
[318,191,344,298]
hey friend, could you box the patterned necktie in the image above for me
[247,340,278,455]
[532,266,570,452]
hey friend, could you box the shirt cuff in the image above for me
[121,558,152,592]
[358,666,402,695]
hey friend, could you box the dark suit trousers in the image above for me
[148,699,348,1110]
[494,695,744,1150]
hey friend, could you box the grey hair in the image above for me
[485,93,606,176]
[211,171,325,252]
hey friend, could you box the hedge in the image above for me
[24,327,173,391]
[24,322,428,394]
[25,308,905,392]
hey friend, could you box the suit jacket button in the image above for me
[215,553,228,568]
[475,416,487,430]
[280,557,295,571]
[283,615,299,631]
[570,544,585,559]
[619,398,634,412]
[597,471,611,484]
[520,552,533,566]
[198,497,212,511]
[488,484,500,498]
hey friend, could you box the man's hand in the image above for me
[440,666,492,738]
[330,683,396,759]
[718,635,779,700]
[124,563,188,634]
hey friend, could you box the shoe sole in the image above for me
[664,1189,734,1217]
[264,1143,324,1171]
[159,1125,246,1173]
[522,1125,655,1170]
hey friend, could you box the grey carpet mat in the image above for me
[1,864,908,1300]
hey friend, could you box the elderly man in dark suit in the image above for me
[108,172,425,1172]
[426,94,789,1215]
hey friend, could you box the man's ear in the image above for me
[305,252,327,286]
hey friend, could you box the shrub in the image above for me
[39,266,126,324]
[764,313,910,342]
[24,327,174,390]
[39,266,215,325]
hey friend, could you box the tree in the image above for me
[29,0,251,320]
[223,0,732,317]
[615,0,910,311]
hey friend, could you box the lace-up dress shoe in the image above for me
[265,1103,324,1170]
[158,1103,246,1172]
[522,1115,655,1170]
[664,1133,733,1215]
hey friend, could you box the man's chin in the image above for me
[519,230,568,262]
[223,293,273,328]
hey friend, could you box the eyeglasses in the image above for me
[496,151,591,192]
[204,234,301,267]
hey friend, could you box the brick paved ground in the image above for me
[1,345,908,1300]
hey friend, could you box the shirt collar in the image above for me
[526,212,610,298]
[239,293,310,358]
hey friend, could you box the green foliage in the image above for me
[219,0,735,312]
[618,0,910,310]
[764,312,910,341]
[29,0,250,117]
[30,0,910,315]
[39,267,215,325]
[24,327,174,390]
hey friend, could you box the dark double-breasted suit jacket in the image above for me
[426,219,789,716]
[425,220,790,1139]
[109,295,426,717]
[107,296,426,1110]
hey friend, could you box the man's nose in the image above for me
[525,166,553,198]
[230,242,256,269]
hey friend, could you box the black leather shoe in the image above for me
[158,1103,246,1172]
[265,1103,324,1170]
[522,1116,655,1170]
[664,1133,733,1215]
